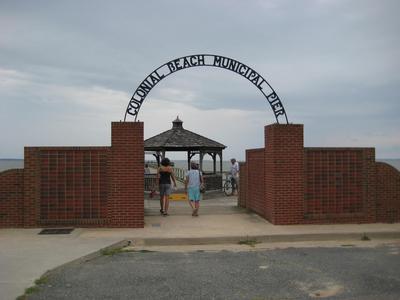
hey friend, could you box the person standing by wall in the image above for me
[157,158,177,216]
[185,162,203,216]
[230,158,240,195]
[144,163,151,174]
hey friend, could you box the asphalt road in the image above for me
[27,243,400,300]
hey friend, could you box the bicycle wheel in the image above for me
[223,180,233,196]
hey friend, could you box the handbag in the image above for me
[200,183,206,193]
[199,170,206,193]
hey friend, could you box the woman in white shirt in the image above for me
[184,162,203,216]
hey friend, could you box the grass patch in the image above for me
[238,238,260,247]
[16,285,40,299]
[135,249,156,253]
[100,245,136,256]
[25,286,39,294]
[361,233,371,241]
[101,247,155,255]
[16,274,50,299]
[100,247,132,256]
[34,275,49,286]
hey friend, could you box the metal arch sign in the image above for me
[124,54,289,124]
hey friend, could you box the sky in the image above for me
[0,0,399,160]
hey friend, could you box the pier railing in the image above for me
[144,161,225,190]
[145,161,186,183]
[172,167,186,182]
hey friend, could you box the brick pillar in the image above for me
[0,169,24,227]
[23,147,41,227]
[264,124,304,224]
[364,148,377,223]
[108,122,144,228]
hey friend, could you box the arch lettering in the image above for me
[124,54,288,124]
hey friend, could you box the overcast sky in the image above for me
[0,0,399,160]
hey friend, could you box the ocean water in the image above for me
[0,159,235,172]
[377,159,400,171]
[168,160,233,172]
[0,159,24,172]
[1,158,400,172]
[167,159,400,172]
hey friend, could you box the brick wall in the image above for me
[0,169,24,227]
[264,124,304,224]
[2,121,400,228]
[108,122,144,228]
[38,147,109,226]
[376,162,400,222]
[24,147,41,227]
[244,149,265,217]
[1,122,145,228]
[244,127,399,225]
[304,148,376,224]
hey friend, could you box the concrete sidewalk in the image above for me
[1,197,400,300]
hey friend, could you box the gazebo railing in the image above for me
[144,174,157,191]
[145,161,186,183]
[144,161,225,189]
[172,167,186,183]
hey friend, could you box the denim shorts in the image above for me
[159,184,171,196]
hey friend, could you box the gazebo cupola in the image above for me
[172,116,183,129]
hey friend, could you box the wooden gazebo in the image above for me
[144,116,226,190]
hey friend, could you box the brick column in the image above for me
[0,169,24,227]
[108,122,144,228]
[264,124,304,224]
[24,147,41,227]
[364,148,377,223]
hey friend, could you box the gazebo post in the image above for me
[212,152,216,174]
[219,151,223,174]
[200,151,204,172]
[187,151,191,170]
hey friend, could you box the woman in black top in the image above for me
[157,157,177,216]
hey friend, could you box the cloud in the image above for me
[0,68,31,88]
[0,0,399,159]
[0,67,128,157]
[0,67,127,111]
[140,97,271,159]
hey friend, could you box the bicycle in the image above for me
[223,174,233,196]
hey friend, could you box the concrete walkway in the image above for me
[1,196,400,300]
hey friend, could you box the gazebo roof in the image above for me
[144,117,226,151]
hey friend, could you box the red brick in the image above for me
[0,169,24,227]
[108,122,144,228]
[376,162,400,222]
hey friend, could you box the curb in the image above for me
[16,239,131,300]
[130,231,400,247]
[41,239,131,278]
